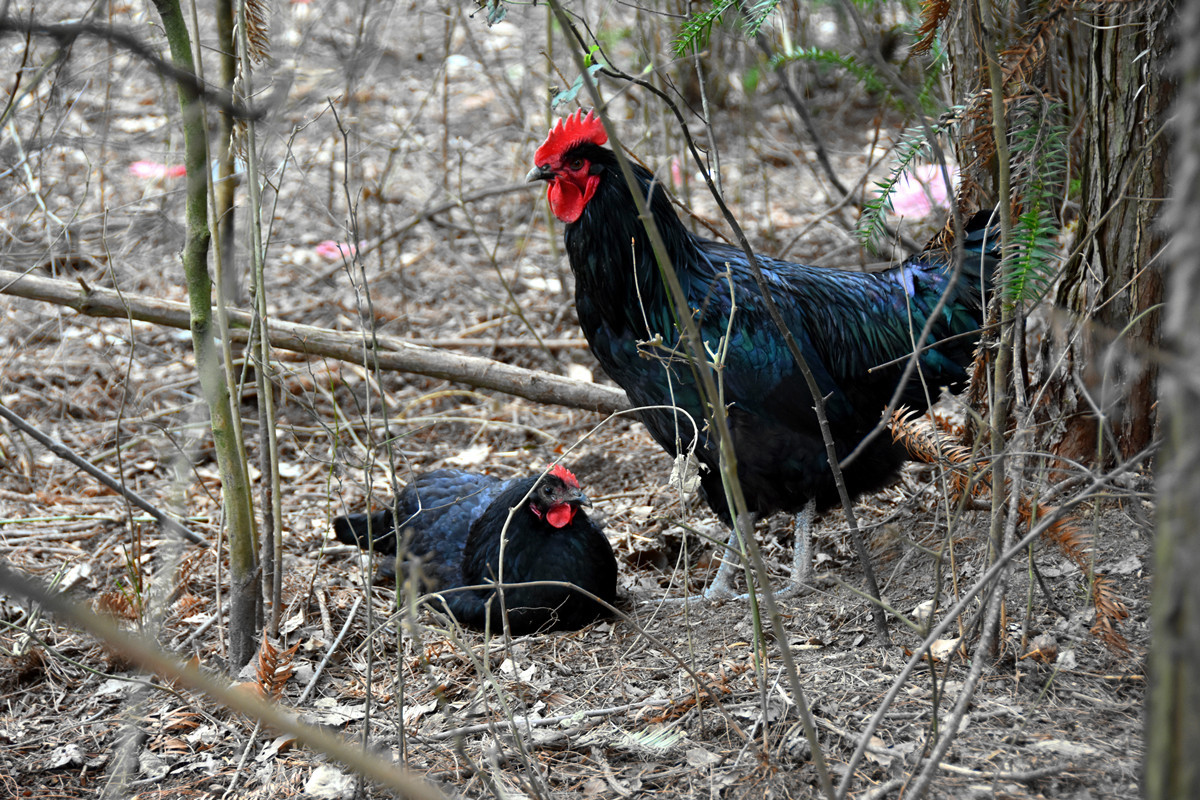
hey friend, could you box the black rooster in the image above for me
[334,464,617,633]
[527,110,997,598]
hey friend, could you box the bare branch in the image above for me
[0,15,265,119]
[0,269,628,415]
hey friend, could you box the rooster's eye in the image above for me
[568,158,585,171]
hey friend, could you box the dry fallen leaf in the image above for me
[929,637,961,662]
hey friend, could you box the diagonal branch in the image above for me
[0,402,206,546]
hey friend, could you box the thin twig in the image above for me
[0,402,205,546]
[420,698,672,742]
[297,596,362,705]
[0,16,264,120]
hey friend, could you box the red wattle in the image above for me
[545,503,575,528]
[547,181,582,223]
[547,175,599,223]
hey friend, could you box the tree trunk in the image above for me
[948,2,1170,473]
[1032,2,1170,471]
[1145,2,1200,794]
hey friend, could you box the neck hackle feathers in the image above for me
[534,109,607,165]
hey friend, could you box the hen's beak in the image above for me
[526,164,554,183]
[564,487,591,509]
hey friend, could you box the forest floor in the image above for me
[0,2,1152,798]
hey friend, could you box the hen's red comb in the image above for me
[549,463,580,488]
[534,109,607,165]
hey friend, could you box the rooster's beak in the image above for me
[526,165,554,183]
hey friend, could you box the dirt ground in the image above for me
[0,2,1152,798]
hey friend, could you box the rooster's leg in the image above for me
[704,513,756,599]
[784,499,816,592]
[704,501,818,601]
[738,499,817,600]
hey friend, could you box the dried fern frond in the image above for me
[890,409,1131,653]
[171,593,208,619]
[229,0,270,161]
[956,0,1073,214]
[1015,500,1131,653]
[999,0,1071,88]
[94,590,139,621]
[891,408,981,505]
[912,0,952,57]
[928,410,966,439]
[955,88,1001,213]
[255,637,301,700]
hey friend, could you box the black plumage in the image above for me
[334,465,617,633]
[527,110,997,596]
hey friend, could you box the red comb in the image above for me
[549,463,580,488]
[534,109,607,165]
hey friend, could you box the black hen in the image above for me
[334,465,617,633]
[527,110,997,597]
